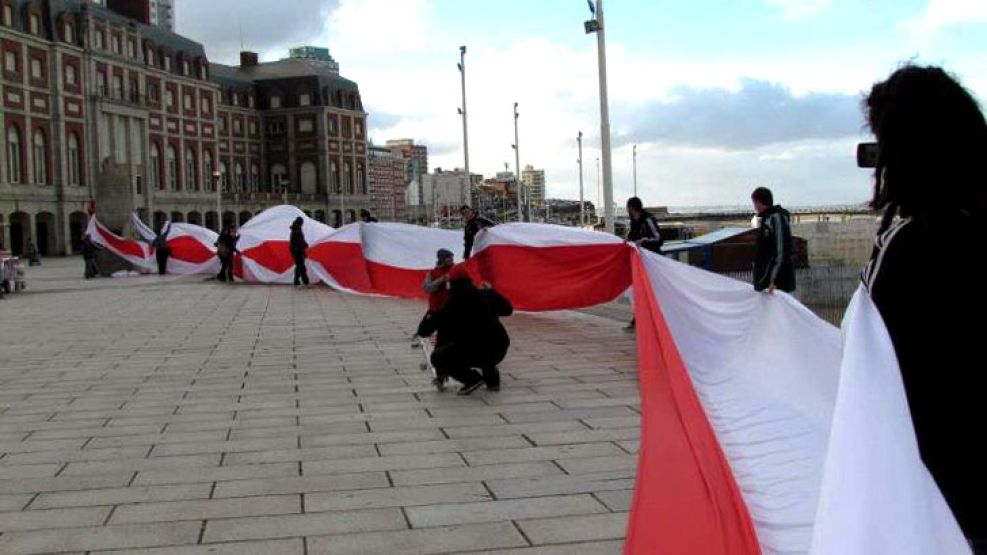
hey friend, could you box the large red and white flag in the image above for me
[359,222,463,299]
[237,206,332,284]
[85,217,153,272]
[470,223,631,311]
[625,248,969,555]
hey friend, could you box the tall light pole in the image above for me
[632,144,638,198]
[512,102,522,222]
[596,157,601,225]
[577,131,585,227]
[212,170,221,230]
[585,0,615,234]
[457,46,470,211]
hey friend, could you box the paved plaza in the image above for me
[0,259,639,554]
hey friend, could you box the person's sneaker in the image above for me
[432,376,448,392]
[457,380,484,396]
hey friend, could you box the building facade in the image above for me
[385,138,426,185]
[521,164,545,205]
[368,144,406,222]
[0,0,368,256]
[408,167,477,225]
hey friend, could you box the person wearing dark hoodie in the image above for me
[153,224,171,276]
[417,248,456,390]
[461,206,495,259]
[214,225,240,283]
[751,187,795,294]
[417,265,513,395]
[861,65,986,551]
[289,217,310,288]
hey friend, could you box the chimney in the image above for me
[106,0,151,25]
[240,51,259,68]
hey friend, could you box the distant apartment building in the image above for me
[385,138,427,184]
[408,168,478,224]
[0,0,368,256]
[521,164,545,204]
[368,145,407,222]
[288,46,339,75]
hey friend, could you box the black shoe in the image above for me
[457,380,484,396]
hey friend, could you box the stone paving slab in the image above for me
[0,258,640,553]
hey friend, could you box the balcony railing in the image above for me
[92,88,153,109]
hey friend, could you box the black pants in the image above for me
[431,342,505,388]
[84,258,98,279]
[293,256,309,286]
[156,251,169,276]
[217,255,234,282]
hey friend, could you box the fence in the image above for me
[719,265,860,326]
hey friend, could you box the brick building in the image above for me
[0,0,368,256]
[368,145,407,222]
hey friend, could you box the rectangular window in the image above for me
[165,89,174,108]
[269,96,281,109]
[111,36,121,55]
[218,117,226,134]
[299,93,311,107]
[201,96,210,114]
[4,51,16,73]
[2,6,12,26]
[249,121,257,135]
[30,58,41,79]
[29,15,39,35]
[96,71,107,94]
[183,93,192,111]
[148,83,159,102]
[94,32,104,50]
[65,65,76,86]
[298,119,314,133]
[233,119,242,134]
[127,41,136,59]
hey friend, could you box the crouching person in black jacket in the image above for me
[417,265,513,396]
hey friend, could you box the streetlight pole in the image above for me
[212,170,221,230]
[596,157,601,225]
[632,144,638,198]
[586,0,615,234]
[577,131,585,227]
[458,46,470,211]
[512,102,522,222]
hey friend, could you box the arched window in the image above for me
[235,162,244,191]
[29,14,39,35]
[165,145,177,190]
[146,48,155,66]
[64,23,74,43]
[67,134,81,186]
[185,148,197,190]
[150,143,161,190]
[32,129,47,184]
[343,161,352,194]
[271,164,288,190]
[6,126,21,184]
[219,161,228,190]
[202,151,213,192]
[330,160,339,193]
[300,161,317,195]
[250,164,260,192]
[356,163,366,195]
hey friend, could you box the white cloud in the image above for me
[903,0,987,39]
[764,0,831,20]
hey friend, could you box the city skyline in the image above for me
[184,1,982,207]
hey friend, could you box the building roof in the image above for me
[661,227,755,253]
[210,58,359,93]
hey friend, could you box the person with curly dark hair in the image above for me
[861,64,986,550]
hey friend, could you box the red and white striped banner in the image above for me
[85,210,968,554]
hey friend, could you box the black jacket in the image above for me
[417,283,513,356]
[463,216,496,259]
[753,205,795,292]
[215,233,240,257]
[289,228,308,260]
[81,240,97,260]
[628,211,663,254]
[863,210,986,539]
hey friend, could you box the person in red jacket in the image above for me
[417,249,456,389]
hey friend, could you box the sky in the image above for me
[176,0,987,208]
